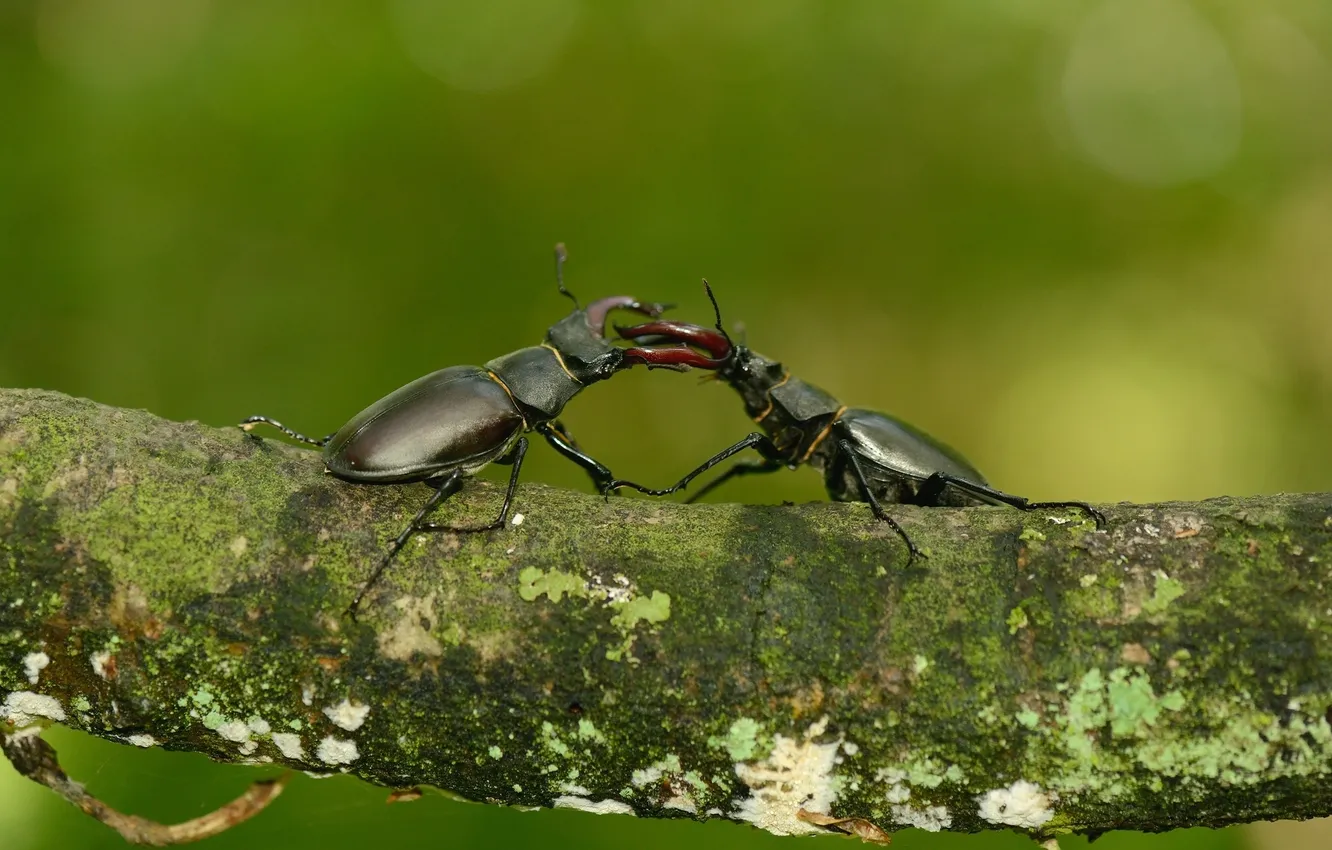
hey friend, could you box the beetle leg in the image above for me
[346,469,466,620]
[682,459,784,504]
[417,437,530,534]
[606,432,783,497]
[544,419,581,449]
[238,416,332,447]
[535,422,617,495]
[911,472,1106,528]
[840,440,924,564]
[912,473,950,506]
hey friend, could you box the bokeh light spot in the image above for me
[390,0,581,92]
[34,0,212,94]
[987,302,1284,504]
[1060,0,1242,186]
[0,762,44,850]
[635,0,811,49]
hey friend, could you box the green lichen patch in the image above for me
[517,567,587,603]
[577,718,606,745]
[1007,607,1029,634]
[516,565,672,664]
[1142,572,1185,617]
[1030,663,1332,811]
[708,717,771,762]
[1105,669,1182,737]
[609,591,671,631]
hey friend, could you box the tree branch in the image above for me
[2,387,1331,843]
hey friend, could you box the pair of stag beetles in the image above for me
[243,246,1103,618]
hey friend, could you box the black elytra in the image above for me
[241,246,674,618]
[613,283,1106,561]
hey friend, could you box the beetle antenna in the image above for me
[555,242,580,310]
[702,279,731,346]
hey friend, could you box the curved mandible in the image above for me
[583,297,672,339]
[616,319,732,369]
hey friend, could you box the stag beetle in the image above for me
[612,283,1105,560]
[241,246,676,617]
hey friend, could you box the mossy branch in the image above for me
[3,387,1332,843]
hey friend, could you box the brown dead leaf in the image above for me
[386,787,423,804]
[797,809,892,844]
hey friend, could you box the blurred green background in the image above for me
[3,0,1331,847]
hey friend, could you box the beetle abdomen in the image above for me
[324,366,524,483]
[838,409,987,485]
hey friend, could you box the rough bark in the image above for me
[2,387,1331,842]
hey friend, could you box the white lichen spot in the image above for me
[876,766,915,805]
[733,717,844,836]
[127,734,157,748]
[841,742,859,756]
[91,650,112,679]
[632,764,665,787]
[378,595,445,661]
[912,654,930,675]
[317,736,360,765]
[663,796,697,813]
[607,575,634,604]
[246,716,271,736]
[238,740,258,756]
[977,780,1054,829]
[2,691,66,727]
[511,512,525,527]
[558,782,590,795]
[553,796,636,816]
[1079,573,1099,588]
[631,753,682,787]
[301,683,316,706]
[229,535,249,557]
[489,745,503,759]
[23,652,50,684]
[323,699,370,732]
[215,720,251,743]
[272,732,306,760]
[629,754,699,812]
[892,803,952,832]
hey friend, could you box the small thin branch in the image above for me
[2,387,1332,843]
[2,729,287,845]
